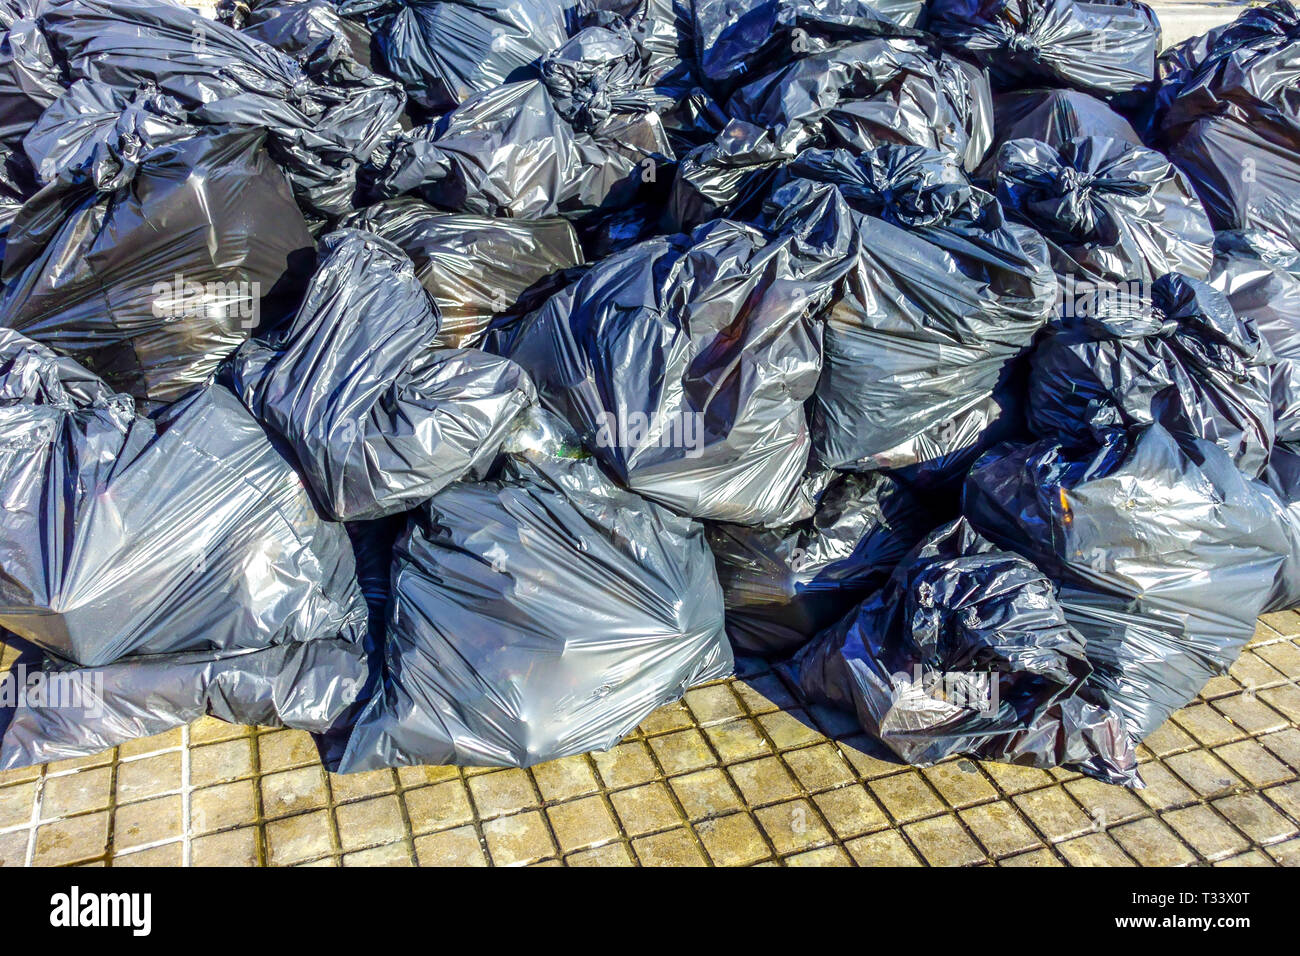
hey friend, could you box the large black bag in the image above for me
[983,89,1143,167]
[226,229,536,522]
[337,409,733,770]
[0,0,62,152]
[788,518,1138,784]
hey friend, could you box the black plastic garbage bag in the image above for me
[1154,2,1300,255]
[964,425,1300,741]
[765,146,1055,476]
[706,470,935,657]
[1027,272,1275,478]
[993,136,1214,287]
[540,23,671,132]
[0,103,314,408]
[0,0,62,152]
[227,229,537,522]
[787,518,1138,783]
[984,89,1143,165]
[346,0,567,116]
[927,0,1159,102]
[339,197,584,350]
[497,210,852,526]
[233,0,378,73]
[690,0,926,97]
[39,0,405,217]
[337,409,733,770]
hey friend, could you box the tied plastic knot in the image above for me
[1007,32,1042,62]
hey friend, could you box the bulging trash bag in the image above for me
[226,229,538,522]
[0,100,314,408]
[690,0,926,97]
[765,146,1055,475]
[339,198,584,350]
[230,0,378,74]
[984,89,1143,164]
[540,23,670,132]
[337,408,733,771]
[787,518,1138,784]
[927,0,1159,102]
[0,330,369,766]
[1027,272,1275,478]
[0,0,63,152]
[993,137,1214,287]
[346,0,568,117]
[497,210,852,526]
[39,0,405,217]
[1152,2,1300,257]
[964,424,1300,741]
[706,471,935,657]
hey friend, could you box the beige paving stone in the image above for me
[1259,610,1300,636]
[0,764,41,787]
[786,845,852,866]
[684,684,745,724]
[869,771,945,823]
[609,783,680,837]
[728,756,800,806]
[1173,704,1247,747]
[118,727,184,758]
[845,829,921,866]
[261,767,329,820]
[670,768,742,821]
[757,709,824,750]
[755,799,832,856]
[43,766,112,817]
[336,795,406,852]
[592,741,658,790]
[647,729,716,775]
[329,768,396,803]
[704,719,771,763]
[266,810,335,865]
[979,761,1054,794]
[1064,777,1149,827]
[396,765,459,788]
[191,779,257,835]
[837,736,907,779]
[191,738,255,788]
[696,812,769,866]
[1199,674,1241,700]
[1214,739,1295,788]
[0,829,29,867]
[1134,761,1198,810]
[1214,695,1290,736]
[1263,780,1300,823]
[566,842,634,866]
[1163,804,1249,861]
[1165,749,1244,798]
[191,717,248,745]
[343,842,413,866]
[904,814,985,866]
[999,848,1062,867]
[114,842,183,866]
[1228,652,1286,689]
[468,769,539,819]
[33,811,109,866]
[638,701,694,735]
[813,785,889,840]
[114,794,182,850]
[1267,838,1300,865]
[546,795,620,853]
[46,750,113,774]
[632,828,707,866]
[530,756,598,802]
[960,802,1043,859]
[1140,720,1198,758]
[258,730,320,772]
[1111,817,1198,866]
[924,760,997,809]
[1013,787,1094,842]
[1255,639,1300,674]
[414,826,487,867]
[784,743,856,792]
[1057,833,1134,867]
[1260,728,1300,770]
[1213,792,1298,845]
[1259,683,1300,722]
[0,781,35,829]
[483,810,557,866]
[403,780,475,835]
[192,827,259,866]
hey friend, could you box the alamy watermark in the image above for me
[594,407,706,459]
[0,665,105,718]
[150,274,261,329]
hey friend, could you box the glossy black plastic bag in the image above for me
[707,471,935,657]
[0,0,62,151]
[964,425,1300,741]
[340,197,584,349]
[337,409,733,770]
[1027,272,1275,478]
[985,89,1142,165]
[1,99,314,408]
[765,146,1055,476]
[787,518,1138,784]
[226,229,537,522]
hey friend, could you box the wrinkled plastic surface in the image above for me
[1,100,314,408]
[788,518,1138,784]
[985,89,1143,165]
[707,471,935,657]
[994,136,1214,286]
[338,409,733,770]
[227,229,537,522]
[0,0,62,151]
[965,425,1300,741]
[340,196,583,349]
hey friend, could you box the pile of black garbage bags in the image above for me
[1,0,1299,789]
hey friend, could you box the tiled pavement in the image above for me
[2,613,1300,867]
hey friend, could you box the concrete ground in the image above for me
[0,611,1297,867]
[1151,0,1255,48]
